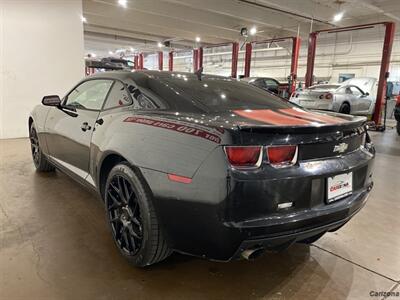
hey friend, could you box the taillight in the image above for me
[267,145,297,167]
[319,93,333,100]
[224,146,262,168]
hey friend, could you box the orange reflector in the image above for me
[167,174,192,184]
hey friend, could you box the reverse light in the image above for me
[267,145,298,167]
[224,146,262,168]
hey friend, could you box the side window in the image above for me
[65,80,113,110]
[350,86,362,96]
[127,85,159,110]
[252,79,266,88]
[264,79,278,88]
[345,86,353,94]
[103,81,132,109]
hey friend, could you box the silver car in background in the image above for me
[290,77,377,115]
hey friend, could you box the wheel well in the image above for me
[99,154,126,199]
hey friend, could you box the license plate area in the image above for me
[327,173,353,203]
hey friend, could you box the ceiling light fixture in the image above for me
[81,16,87,23]
[157,42,163,48]
[109,51,114,55]
[118,0,127,8]
[195,36,201,42]
[130,47,134,52]
[333,12,344,22]
[249,26,257,36]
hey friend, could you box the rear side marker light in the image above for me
[267,145,298,168]
[224,146,262,168]
[168,174,192,184]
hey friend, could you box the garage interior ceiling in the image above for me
[83,0,400,56]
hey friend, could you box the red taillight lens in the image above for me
[319,93,333,100]
[225,146,262,167]
[267,145,297,167]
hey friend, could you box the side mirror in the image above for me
[42,95,61,106]
[364,92,369,96]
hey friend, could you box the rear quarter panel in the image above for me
[91,109,233,183]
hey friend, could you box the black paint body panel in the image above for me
[29,71,375,261]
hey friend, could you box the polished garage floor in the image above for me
[1,129,399,300]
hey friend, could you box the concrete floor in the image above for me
[1,128,399,300]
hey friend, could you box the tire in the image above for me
[397,122,400,136]
[29,123,55,172]
[104,162,172,267]
[339,103,351,114]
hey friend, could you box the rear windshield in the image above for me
[131,72,294,112]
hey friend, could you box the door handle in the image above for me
[81,122,92,132]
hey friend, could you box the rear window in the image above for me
[148,73,293,112]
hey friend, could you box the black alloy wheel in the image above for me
[106,174,143,255]
[29,124,54,172]
[105,163,172,267]
[29,126,40,167]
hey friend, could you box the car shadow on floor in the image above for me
[20,166,355,299]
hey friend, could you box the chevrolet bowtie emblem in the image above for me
[333,143,348,153]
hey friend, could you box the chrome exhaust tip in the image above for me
[241,247,265,260]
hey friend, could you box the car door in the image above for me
[350,86,371,114]
[45,79,113,179]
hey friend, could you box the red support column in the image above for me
[168,51,173,71]
[305,32,318,87]
[138,53,144,70]
[289,37,301,94]
[373,22,396,125]
[244,42,252,78]
[198,47,203,70]
[158,51,163,71]
[134,55,139,70]
[231,42,239,78]
[193,49,199,72]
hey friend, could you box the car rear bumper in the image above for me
[143,146,374,261]
[229,187,370,259]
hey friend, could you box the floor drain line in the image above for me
[311,244,398,283]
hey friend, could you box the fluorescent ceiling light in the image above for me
[157,42,163,48]
[249,26,257,36]
[81,16,87,23]
[333,12,344,22]
[118,0,127,8]
[195,36,201,42]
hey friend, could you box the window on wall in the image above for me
[103,81,132,109]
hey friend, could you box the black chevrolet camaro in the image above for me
[29,71,375,267]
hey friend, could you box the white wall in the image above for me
[0,0,84,139]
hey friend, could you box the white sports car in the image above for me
[290,77,377,115]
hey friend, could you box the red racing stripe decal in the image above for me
[279,108,346,124]
[124,116,222,144]
[234,109,313,126]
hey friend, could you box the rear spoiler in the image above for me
[237,115,366,134]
